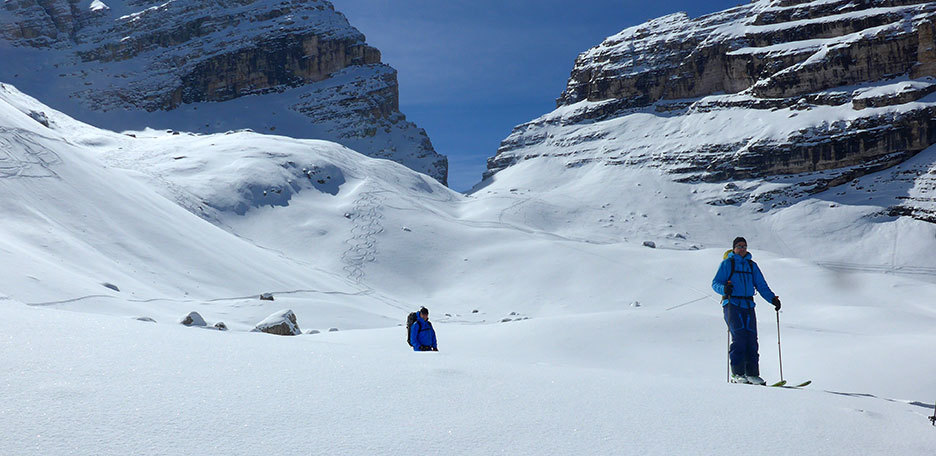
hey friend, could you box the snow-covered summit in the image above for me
[0,0,448,184]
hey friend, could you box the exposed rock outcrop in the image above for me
[486,0,936,222]
[252,309,301,335]
[0,0,447,184]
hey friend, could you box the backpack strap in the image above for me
[722,257,736,303]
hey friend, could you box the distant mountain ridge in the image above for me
[0,0,448,184]
[487,0,936,222]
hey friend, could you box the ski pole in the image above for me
[727,329,730,383]
[776,308,784,383]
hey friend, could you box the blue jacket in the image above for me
[712,251,776,309]
[409,315,437,351]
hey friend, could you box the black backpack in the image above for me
[406,311,418,347]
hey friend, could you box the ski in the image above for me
[769,380,811,388]
[729,378,810,388]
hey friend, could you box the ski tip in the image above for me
[796,380,812,387]
[770,380,787,387]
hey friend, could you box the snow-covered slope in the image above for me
[0,81,409,328]
[1,81,936,454]
[0,0,448,183]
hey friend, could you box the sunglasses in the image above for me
[735,244,747,249]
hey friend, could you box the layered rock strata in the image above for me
[487,0,936,221]
[0,0,447,184]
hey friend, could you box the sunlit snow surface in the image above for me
[1,82,935,454]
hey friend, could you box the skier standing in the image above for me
[712,237,781,385]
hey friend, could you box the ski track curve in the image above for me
[0,127,62,179]
[341,188,384,283]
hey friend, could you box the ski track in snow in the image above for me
[816,261,936,277]
[341,188,384,283]
[96,138,223,224]
[824,390,935,411]
[23,288,373,307]
[768,211,796,258]
[730,381,934,414]
[0,127,61,179]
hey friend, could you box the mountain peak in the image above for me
[0,0,448,184]
[488,0,936,223]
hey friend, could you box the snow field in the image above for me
[2,83,936,454]
[2,291,935,455]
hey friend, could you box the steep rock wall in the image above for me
[486,0,936,221]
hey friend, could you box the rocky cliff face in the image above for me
[0,0,448,184]
[487,0,936,222]
[557,1,936,106]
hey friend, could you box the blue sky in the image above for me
[334,1,743,191]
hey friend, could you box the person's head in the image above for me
[419,307,429,320]
[732,237,748,256]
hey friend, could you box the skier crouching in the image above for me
[409,307,438,352]
[712,237,781,385]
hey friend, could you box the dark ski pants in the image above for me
[723,304,759,376]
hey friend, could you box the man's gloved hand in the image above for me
[724,281,733,297]
[772,296,781,311]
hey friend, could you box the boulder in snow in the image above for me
[252,309,300,336]
[180,311,207,326]
[305,329,321,335]
[259,293,274,301]
[134,316,156,323]
[213,322,228,331]
[643,241,656,248]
